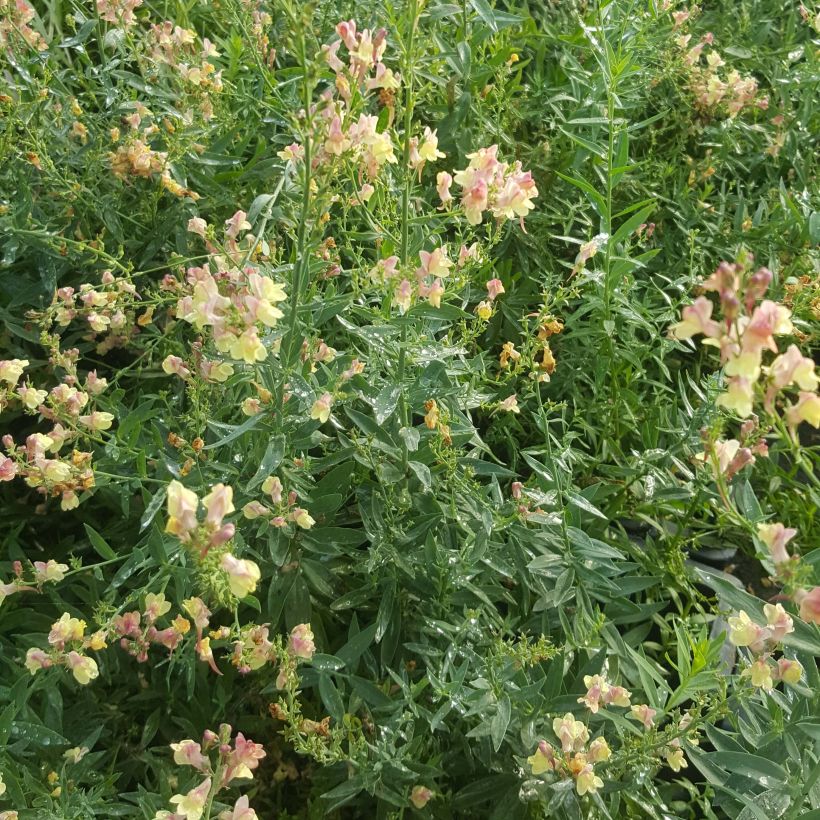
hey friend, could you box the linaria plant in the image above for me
[0,0,818,818]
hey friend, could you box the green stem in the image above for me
[283,8,315,371]
[396,0,420,462]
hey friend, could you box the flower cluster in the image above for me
[445,144,539,227]
[25,612,104,685]
[0,0,47,51]
[577,674,632,713]
[242,475,316,531]
[0,559,67,608]
[44,271,146,353]
[172,218,287,365]
[527,714,610,796]
[96,0,142,27]
[154,724,264,820]
[669,9,768,118]
[670,255,818,428]
[165,481,261,601]
[1,380,100,511]
[727,604,802,692]
[110,592,191,662]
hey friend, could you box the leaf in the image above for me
[709,752,787,789]
[204,413,267,449]
[409,461,432,490]
[84,524,117,560]
[372,384,401,425]
[566,491,608,520]
[469,0,498,31]
[609,203,655,248]
[246,435,285,491]
[336,624,377,668]
[140,485,167,532]
[318,673,345,724]
[491,695,511,752]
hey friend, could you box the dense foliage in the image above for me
[0,0,819,817]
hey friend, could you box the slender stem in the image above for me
[396,0,419,458]
[283,8,315,371]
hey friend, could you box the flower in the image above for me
[575,763,603,796]
[527,739,556,774]
[218,795,258,820]
[769,344,818,391]
[629,703,656,729]
[48,613,86,647]
[202,483,234,528]
[486,278,505,300]
[225,732,266,782]
[0,359,28,386]
[669,297,721,340]
[798,587,820,625]
[745,658,774,691]
[144,592,172,622]
[787,392,820,429]
[588,737,611,763]
[33,560,69,583]
[25,648,52,674]
[63,746,89,763]
[757,522,796,564]
[220,554,261,598]
[288,623,315,660]
[166,481,199,540]
[169,778,211,820]
[436,171,453,205]
[66,651,99,685]
[292,508,315,529]
[727,610,761,647]
[417,247,452,279]
[665,739,687,772]
[417,127,445,163]
[775,658,803,685]
[716,377,754,418]
[162,355,191,379]
[409,785,434,809]
[311,392,333,424]
[763,602,793,642]
[497,395,520,414]
[552,713,588,752]
[170,739,210,771]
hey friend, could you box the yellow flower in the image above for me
[727,610,759,647]
[66,651,99,685]
[311,392,333,424]
[745,658,774,691]
[575,764,603,796]
[527,740,555,775]
[716,378,754,418]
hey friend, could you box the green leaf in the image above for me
[709,752,787,789]
[491,694,511,752]
[318,673,345,724]
[84,524,117,560]
[372,384,401,425]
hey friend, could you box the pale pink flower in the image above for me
[798,587,820,625]
[436,171,453,206]
[162,355,191,379]
[187,217,207,238]
[630,704,657,729]
[670,296,721,340]
[410,785,433,809]
[288,623,315,659]
[224,211,251,240]
[170,739,210,771]
[757,522,796,564]
[486,278,505,300]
